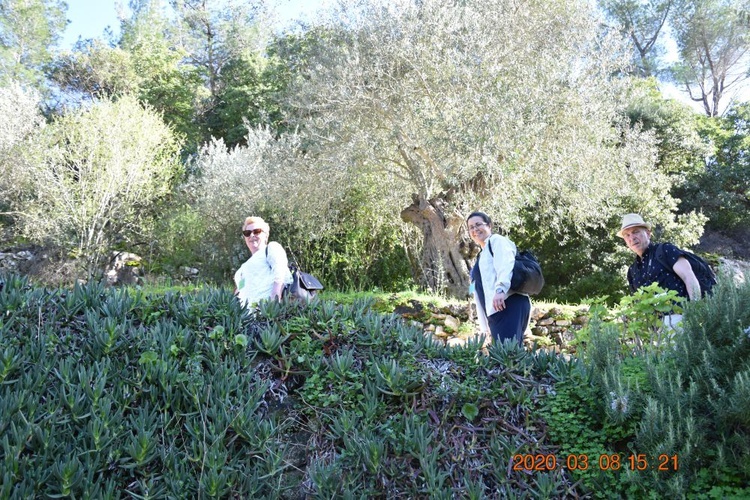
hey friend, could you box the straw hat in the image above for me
[617,213,652,238]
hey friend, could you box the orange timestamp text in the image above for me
[511,453,679,472]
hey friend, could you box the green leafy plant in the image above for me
[617,282,684,354]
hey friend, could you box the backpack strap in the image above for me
[652,243,672,273]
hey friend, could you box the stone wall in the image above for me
[0,249,36,273]
[416,300,588,352]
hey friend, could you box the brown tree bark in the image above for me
[400,193,475,298]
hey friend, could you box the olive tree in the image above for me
[0,82,44,221]
[21,95,182,275]
[184,129,303,265]
[277,0,691,296]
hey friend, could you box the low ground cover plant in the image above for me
[0,275,575,497]
[1,274,748,497]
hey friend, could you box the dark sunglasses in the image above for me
[242,228,264,237]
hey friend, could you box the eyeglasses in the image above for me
[242,228,264,237]
[468,222,488,232]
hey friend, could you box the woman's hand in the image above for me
[492,291,506,311]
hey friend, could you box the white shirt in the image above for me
[234,242,293,307]
[473,234,520,331]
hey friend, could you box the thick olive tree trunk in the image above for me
[400,194,474,298]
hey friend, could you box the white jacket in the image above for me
[473,234,520,331]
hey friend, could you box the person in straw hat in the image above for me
[617,213,702,330]
[618,213,701,301]
[617,214,701,332]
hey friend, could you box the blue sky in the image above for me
[61,0,120,48]
[60,0,326,49]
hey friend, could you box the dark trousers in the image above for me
[487,293,531,344]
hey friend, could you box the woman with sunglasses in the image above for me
[467,211,531,345]
[234,216,292,307]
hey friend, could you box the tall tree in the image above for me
[170,0,260,95]
[51,0,277,149]
[119,0,205,145]
[670,0,750,117]
[49,39,141,99]
[274,0,687,296]
[678,102,750,231]
[0,0,67,89]
[50,1,206,146]
[170,0,276,145]
[599,0,673,76]
[624,77,709,180]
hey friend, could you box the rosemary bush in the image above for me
[576,276,750,498]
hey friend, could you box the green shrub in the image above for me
[576,276,750,497]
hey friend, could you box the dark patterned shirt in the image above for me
[627,243,689,299]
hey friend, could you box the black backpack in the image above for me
[487,240,545,295]
[654,243,716,297]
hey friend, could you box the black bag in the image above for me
[487,241,544,295]
[286,263,324,302]
[654,243,716,297]
[266,246,324,302]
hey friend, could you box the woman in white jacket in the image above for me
[467,211,531,344]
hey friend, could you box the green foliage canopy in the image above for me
[0,0,66,90]
[19,95,182,275]
[268,0,703,295]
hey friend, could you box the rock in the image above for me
[572,315,589,326]
[525,334,549,346]
[0,259,17,269]
[555,320,572,327]
[444,315,460,331]
[531,326,549,336]
[424,324,436,332]
[530,307,546,321]
[16,251,33,260]
[394,299,424,316]
[182,266,199,278]
[552,330,565,346]
[537,318,555,326]
[441,304,470,320]
[547,307,563,318]
[446,337,465,347]
[434,325,447,338]
[720,257,750,285]
[105,251,143,286]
